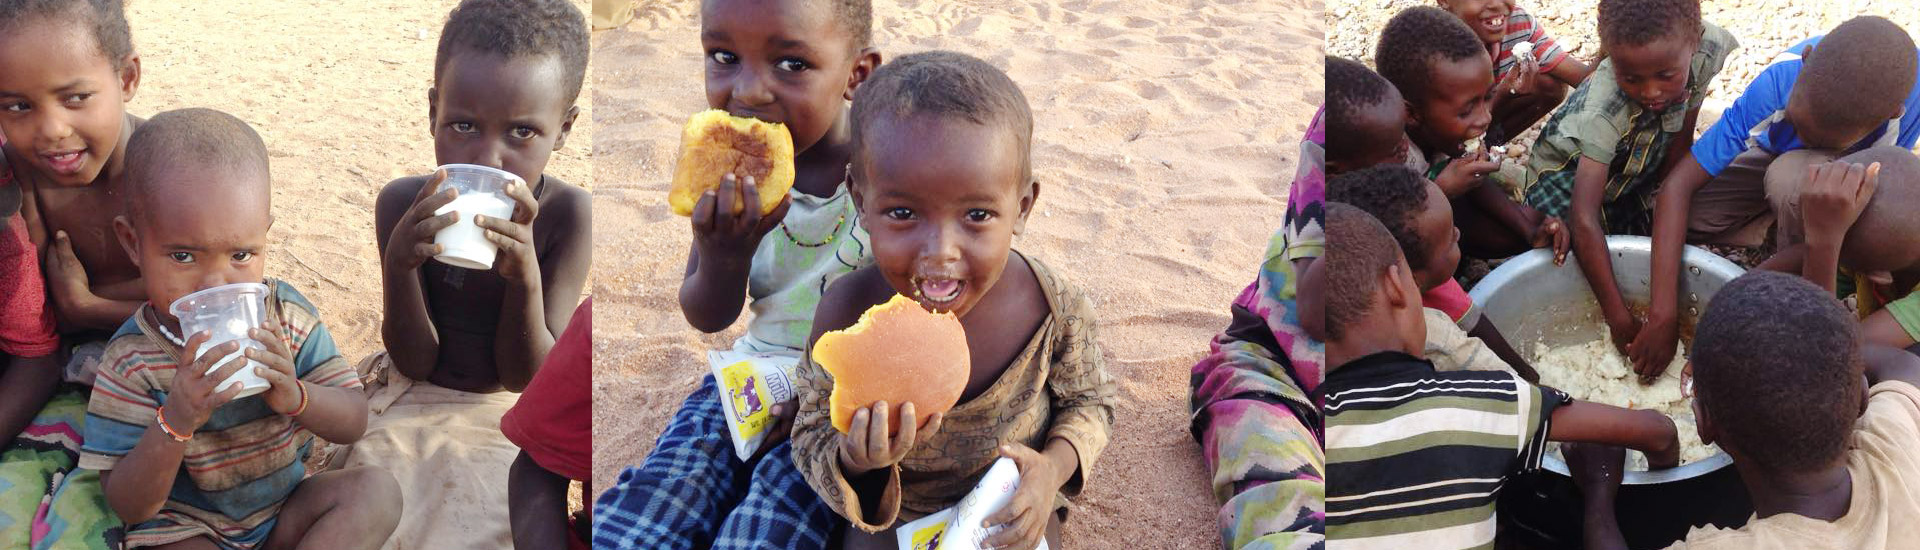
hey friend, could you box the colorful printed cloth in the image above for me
[593,375,838,550]
[1523,23,1738,234]
[80,280,362,550]
[0,386,121,550]
[1187,107,1325,549]
[793,255,1114,531]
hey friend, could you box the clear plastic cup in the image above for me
[432,164,522,270]
[169,282,273,398]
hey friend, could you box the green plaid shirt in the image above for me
[1523,23,1737,235]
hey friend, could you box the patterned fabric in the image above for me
[738,182,872,354]
[793,255,1115,532]
[2,212,57,358]
[79,279,362,550]
[593,375,837,550]
[1523,23,1738,234]
[1492,7,1570,81]
[0,386,121,550]
[1692,35,1920,177]
[1661,381,1920,549]
[1321,352,1567,550]
[1188,109,1325,549]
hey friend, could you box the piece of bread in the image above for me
[668,109,796,217]
[815,294,971,434]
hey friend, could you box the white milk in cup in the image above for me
[169,283,274,399]
[432,164,522,270]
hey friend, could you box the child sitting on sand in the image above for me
[591,0,878,548]
[1434,0,1592,142]
[1187,106,1324,549]
[1569,271,1920,549]
[1519,0,1736,359]
[1329,164,1537,382]
[1321,202,1678,549]
[81,108,401,550]
[790,50,1116,550]
[1374,7,1569,263]
[1,0,148,385]
[1631,16,1920,380]
[1325,56,1537,377]
[503,298,593,550]
[340,1,593,548]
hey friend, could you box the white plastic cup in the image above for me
[169,283,273,399]
[431,164,522,270]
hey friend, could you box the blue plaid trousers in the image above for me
[595,375,840,549]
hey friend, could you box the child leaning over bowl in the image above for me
[790,51,1115,550]
[1569,271,1920,549]
[1320,202,1678,550]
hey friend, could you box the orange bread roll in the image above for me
[669,109,796,217]
[815,294,970,434]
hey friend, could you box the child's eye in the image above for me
[1,102,28,113]
[775,58,810,73]
[884,207,914,220]
[63,93,91,104]
[966,209,995,223]
[451,122,476,134]
[232,251,254,262]
[169,252,194,264]
[510,127,537,140]
[709,50,738,65]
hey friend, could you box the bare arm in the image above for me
[0,355,61,446]
[1468,317,1538,383]
[1633,155,1713,378]
[509,451,573,550]
[1569,157,1640,354]
[678,176,788,333]
[1550,56,1594,87]
[375,177,451,382]
[488,183,591,391]
[1548,399,1681,469]
[98,428,190,524]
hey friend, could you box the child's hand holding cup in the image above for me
[430,164,522,271]
[169,283,275,400]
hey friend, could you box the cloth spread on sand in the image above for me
[0,386,122,550]
[81,280,361,550]
[1187,107,1326,550]
[326,353,521,550]
[793,255,1115,532]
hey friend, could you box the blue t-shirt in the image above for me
[1692,35,1920,176]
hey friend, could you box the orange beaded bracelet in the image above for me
[156,406,192,442]
[290,381,310,417]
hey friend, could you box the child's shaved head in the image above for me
[1326,202,1404,343]
[1693,271,1862,474]
[0,0,132,69]
[829,0,873,49]
[436,0,590,104]
[1794,16,1917,143]
[1837,146,1920,273]
[850,50,1033,183]
[1375,6,1483,104]
[123,108,269,225]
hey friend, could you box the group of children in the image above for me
[0,0,594,549]
[593,0,1123,549]
[1322,0,1920,547]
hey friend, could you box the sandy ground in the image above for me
[590,0,1322,547]
[122,0,595,509]
[1329,0,1920,149]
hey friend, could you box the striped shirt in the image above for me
[1321,352,1568,550]
[1493,7,1570,81]
[80,279,363,550]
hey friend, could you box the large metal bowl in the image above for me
[1468,236,1755,548]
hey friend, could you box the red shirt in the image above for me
[1,166,57,358]
[501,298,591,481]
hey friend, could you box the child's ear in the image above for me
[553,104,582,151]
[1402,98,1423,130]
[113,215,139,268]
[1383,263,1411,308]
[1691,397,1717,446]
[118,53,141,101]
[426,88,441,138]
[1011,179,1040,235]
[844,48,883,101]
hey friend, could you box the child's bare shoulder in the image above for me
[811,266,895,336]
[532,175,591,233]
[375,175,434,213]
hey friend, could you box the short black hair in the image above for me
[1797,16,1918,136]
[1693,271,1862,475]
[436,0,590,105]
[1375,6,1484,104]
[850,50,1033,183]
[1327,55,1403,166]
[1837,146,1920,273]
[832,0,873,49]
[1328,164,1432,270]
[0,0,133,70]
[1597,0,1702,50]
[1326,202,1403,344]
[123,108,270,224]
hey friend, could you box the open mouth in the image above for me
[1482,15,1506,33]
[912,276,965,310]
[40,149,87,176]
